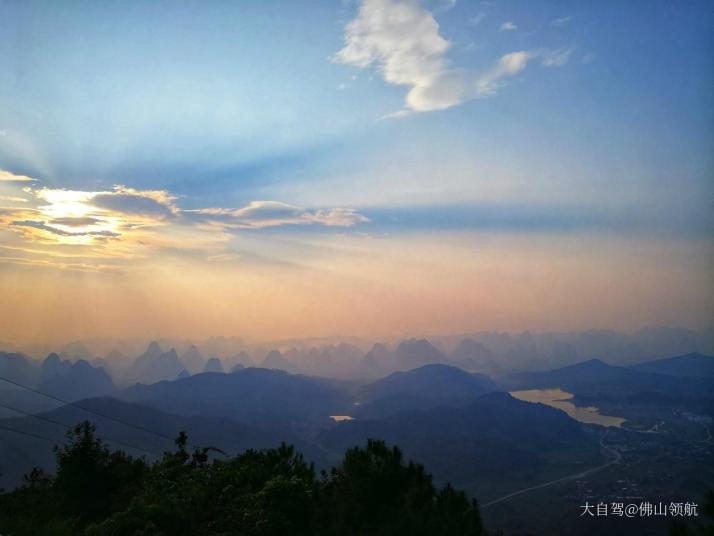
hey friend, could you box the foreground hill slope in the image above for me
[0,396,301,490]
[356,364,498,418]
[362,364,497,401]
[318,392,599,488]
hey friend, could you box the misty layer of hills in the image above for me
[4,326,713,382]
[2,330,712,414]
[1,330,713,534]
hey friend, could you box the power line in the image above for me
[0,375,218,455]
[0,375,177,443]
[0,401,162,457]
[0,423,63,445]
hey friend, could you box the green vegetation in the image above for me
[0,421,485,535]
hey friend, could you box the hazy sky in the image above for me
[0,0,712,343]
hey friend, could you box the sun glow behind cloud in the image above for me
[0,171,369,270]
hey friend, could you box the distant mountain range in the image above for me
[502,354,714,395]
[180,344,206,375]
[501,353,714,418]
[126,341,184,385]
[0,352,39,386]
[39,358,114,401]
[6,327,714,387]
[0,351,115,416]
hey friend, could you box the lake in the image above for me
[330,415,354,422]
[510,388,626,427]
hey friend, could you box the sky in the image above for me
[0,0,712,344]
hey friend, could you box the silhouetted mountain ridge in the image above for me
[127,342,185,385]
[630,352,714,378]
[117,367,351,428]
[39,359,115,401]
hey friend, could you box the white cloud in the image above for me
[335,0,554,116]
[500,21,517,31]
[334,0,457,113]
[0,169,36,182]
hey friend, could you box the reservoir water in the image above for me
[510,388,626,427]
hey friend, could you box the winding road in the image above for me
[481,429,621,509]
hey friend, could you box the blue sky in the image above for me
[1,0,711,209]
[0,0,712,341]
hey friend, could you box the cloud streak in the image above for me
[550,16,573,27]
[0,169,37,182]
[11,219,120,238]
[475,51,533,97]
[91,186,178,219]
[186,201,369,230]
[541,47,574,67]
[0,195,28,203]
[0,255,121,273]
